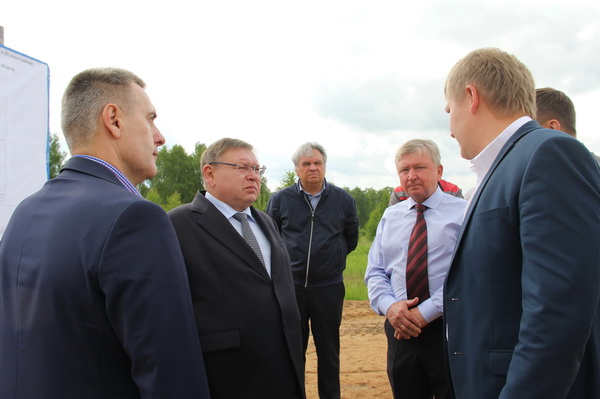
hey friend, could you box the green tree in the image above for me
[49,133,67,178]
[276,170,296,191]
[254,176,272,211]
[363,189,391,240]
[164,191,183,211]
[143,143,205,205]
[345,186,393,231]
[144,187,163,206]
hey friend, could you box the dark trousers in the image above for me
[385,317,450,399]
[295,282,345,399]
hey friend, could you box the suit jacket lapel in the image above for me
[190,193,271,281]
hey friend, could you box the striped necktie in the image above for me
[406,204,429,304]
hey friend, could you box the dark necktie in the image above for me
[233,213,265,265]
[406,204,429,304]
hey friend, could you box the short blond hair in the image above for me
[445,48,536,118]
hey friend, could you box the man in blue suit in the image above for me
[0,68,210,398]
[443,48,600,398]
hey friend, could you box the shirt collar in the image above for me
[205,192,254,221]
[72,155,140,196]
[298,179,327,197]
[406,186,443,211]
[470,116,531,185]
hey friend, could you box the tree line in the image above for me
[49,135,392,240]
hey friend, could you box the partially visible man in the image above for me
[365,139,465,399]
[444,48,600,398]
[389,179,463,206]
[267,142,358,399]
[0,68,210,398]
[169,138,305,399]
[535,87,600,164]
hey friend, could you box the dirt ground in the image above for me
[304,300,392,399]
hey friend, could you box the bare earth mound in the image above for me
[305,300,392,398]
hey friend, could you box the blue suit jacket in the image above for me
[444,121,600,399]
[0,157,210,399]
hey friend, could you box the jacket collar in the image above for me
[295,178,330,196]
[60,156,123,188]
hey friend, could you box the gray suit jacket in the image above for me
[169,191,305,399]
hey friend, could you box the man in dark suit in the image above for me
[443,48,600,398]
[535,87,600,165]
[169,138,305,399]
[0,68,210,398]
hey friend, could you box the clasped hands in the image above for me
[386,298,428,340]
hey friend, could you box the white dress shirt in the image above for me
[467,116,532,210]
[365,188,466,323]
[205,192,272,276]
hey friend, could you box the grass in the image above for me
[344,236,372,300]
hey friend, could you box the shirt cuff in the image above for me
[379,295,397,317]
[418,299,441,323]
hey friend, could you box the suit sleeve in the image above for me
[500,137,600,398]
[99,200,210,399]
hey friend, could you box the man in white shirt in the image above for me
[365,139,466,399]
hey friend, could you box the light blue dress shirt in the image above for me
[205,192,272,277]
[365,188,466,323]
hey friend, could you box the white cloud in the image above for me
[2,0,599,194]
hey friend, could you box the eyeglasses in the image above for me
[209,161,266,177]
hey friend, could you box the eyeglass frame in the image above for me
[208,161,267,177]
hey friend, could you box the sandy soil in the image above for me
[304,300,392,399]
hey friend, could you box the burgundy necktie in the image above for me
[406,204,429,304]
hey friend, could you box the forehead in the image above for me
[130,84,155,112]
[397,149,434,165]
[221,147,258,163]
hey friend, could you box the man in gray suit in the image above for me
[169,138,305,399]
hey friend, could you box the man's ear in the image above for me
[202,164,216,188]
[547,119,562,131]
[101,103,122,139]
[466,85,480,115]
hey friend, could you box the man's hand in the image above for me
[386,298,428,339]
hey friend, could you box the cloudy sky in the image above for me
[3,0,600,192]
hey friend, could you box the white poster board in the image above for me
[0,45,49,238]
